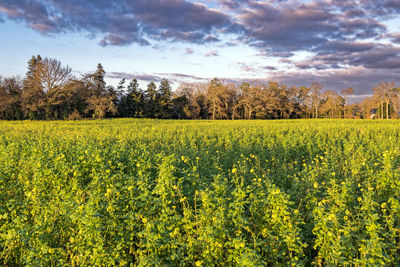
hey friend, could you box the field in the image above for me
[1,119,400,266]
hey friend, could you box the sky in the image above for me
[0,0,400,98]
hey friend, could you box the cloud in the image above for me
[205,50,219,57]
[236,62,256,72]
[0,0,397,53]
[235,62,277,73]
[384,32,400,44]
[0,0,233,45]
[264,66,277,71]
[109,67,400,98]
[107,71,207,83]
[267,67,400,96]
[107,72,162,82]
[185,48,194,54]
[293,43,400,70]
[234,0,388,54]
[1,0,400,87]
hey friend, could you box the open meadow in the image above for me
[1,119,400,266]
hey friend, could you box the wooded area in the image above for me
[1,55,399,120]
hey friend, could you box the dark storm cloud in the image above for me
[0,0,396,51]
[0,0,233,45]
[1,0,400,75]
[217,0,399,72]
[318,41,375,53]
[294,43,400,70]
[234,0,387,53]
[0,0,391,49]
[0,0,66,33]
[385,33,400,43]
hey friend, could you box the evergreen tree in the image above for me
[119,79,145,117]
[115,78,126,101]
[130,79,144,117]
[145,81,158,118]
[84,64,116,118]
[157,78,173,118]
[22,55,46,119]
[93,63,106,95]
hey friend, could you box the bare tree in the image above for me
[341,87,354,118]
[206,78,229,120]
[390,87,400,117]
[239,83,265,119]
[373,82,395,119]
[41,58,72,92]
[321,90,344,118]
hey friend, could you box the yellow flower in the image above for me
[105,188,112,197]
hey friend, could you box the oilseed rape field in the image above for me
[1,119,400,266]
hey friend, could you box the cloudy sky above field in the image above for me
[1,0,400,95]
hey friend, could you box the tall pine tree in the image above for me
[145,81,158,118]
[157,78,173,118]
[22,55,46,119]
[121,79,144,118]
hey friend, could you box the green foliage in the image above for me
[1,119,400,265]
[157,78,173,119]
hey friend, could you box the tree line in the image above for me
[1,55,399,120]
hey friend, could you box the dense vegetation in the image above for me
[1,55,400,121]
[1,119,399,265]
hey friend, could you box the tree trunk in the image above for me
[386,100,389,119]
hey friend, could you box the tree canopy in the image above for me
[0,55,399,120]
